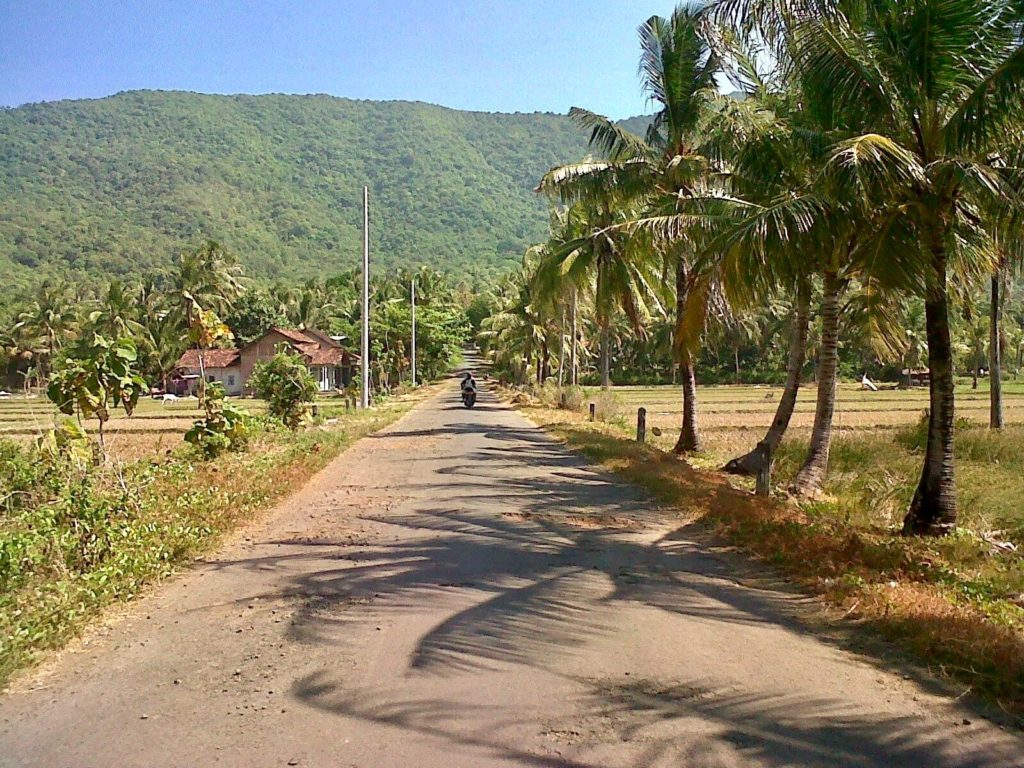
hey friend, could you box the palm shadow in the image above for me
[203,402,1019,766]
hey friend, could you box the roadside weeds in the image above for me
[0,389,432,689]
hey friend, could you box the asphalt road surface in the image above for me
[1,377,1021,767]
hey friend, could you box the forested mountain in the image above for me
[0,91,617,289]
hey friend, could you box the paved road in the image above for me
[1,379,1021,767]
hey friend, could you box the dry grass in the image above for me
[0,393,364,462]
[516,386,1024,718]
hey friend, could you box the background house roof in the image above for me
[174,348,241,369]
[270,327,318,345]
[306,347,346,366]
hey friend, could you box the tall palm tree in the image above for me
[169,240,244,332]
[479,266,553,386]
[288,279,337,330]
[542,5,720,443]
[712,0,1024,531]
[87,279,145,339]
[13,280,81,383]
[529,196,661,389]
[692,91,822,475]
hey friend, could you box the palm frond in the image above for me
[569,107,652,161]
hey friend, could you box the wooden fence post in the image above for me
[589,402,596,422]
[755,440,771,497]
[636,407,647,443]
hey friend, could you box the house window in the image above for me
[228,375,236,386]
[207,375,215,383]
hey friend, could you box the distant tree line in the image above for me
[1,240,471,394]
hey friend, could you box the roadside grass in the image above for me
[0,391,425,688]
[515,394,1024,718]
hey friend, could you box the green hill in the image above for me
[0,91,619,288]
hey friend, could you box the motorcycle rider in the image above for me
[460,372,477,396]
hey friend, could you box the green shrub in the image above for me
[527,381,585,411]
[249,351,319,429]
[184,382,250,458]
[591,390,626,424]
[896,410,975,452]
[0,439,40,513]
[46,335,148,455]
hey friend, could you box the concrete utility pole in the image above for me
[410,277,417,386]
[361,186,370,409]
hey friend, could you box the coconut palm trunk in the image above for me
[673,259,702,454]
[600,324,611,390]
[557,309,567,388]
[674,361,701,453]
[791,272,841,496]
[990,270,1004,430]
[724,284,811,475]
[902,242,957,535]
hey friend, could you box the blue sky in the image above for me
[0,1,683,118]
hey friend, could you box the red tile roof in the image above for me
[302,327,342,348]
[271,327,318,345]
[306,347,346,366]
[174,348,240,370]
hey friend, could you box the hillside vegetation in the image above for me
[0,91,599,288]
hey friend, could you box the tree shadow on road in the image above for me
[204,417,1018,766]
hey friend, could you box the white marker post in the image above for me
[361,186,370,409]
[410,277,417,386]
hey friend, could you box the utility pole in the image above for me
[410,277,417,386]
[361,186,370,409]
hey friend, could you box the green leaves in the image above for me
[249,351,319,430]
[45,335,148,455]
[184,382,250,458]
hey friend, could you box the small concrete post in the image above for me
[636,407,647,443]
[755,440,771,497]
[589,402,596,422]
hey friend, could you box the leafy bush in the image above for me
[0,439,41,515]
[184,382,250,458]
[36,420,96,470]
[249,351,319,429]
[46,335,148,454]
[896,410,974,452]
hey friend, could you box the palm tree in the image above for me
[88,279,145,339]
[13,280,81,384]
[542,5,720,446]
[288,280,337,330]
[529,197,661,389]
[989,266,1005,428]
[479,267,553,386]
[169,240,244,332]
[712,0,1024,532]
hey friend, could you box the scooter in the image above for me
[461,386,477,408]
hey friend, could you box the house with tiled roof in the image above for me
[172,327,355,396]
[171,348,243,395]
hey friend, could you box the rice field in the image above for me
[0,393,358,462]
[588,379,1024,462]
